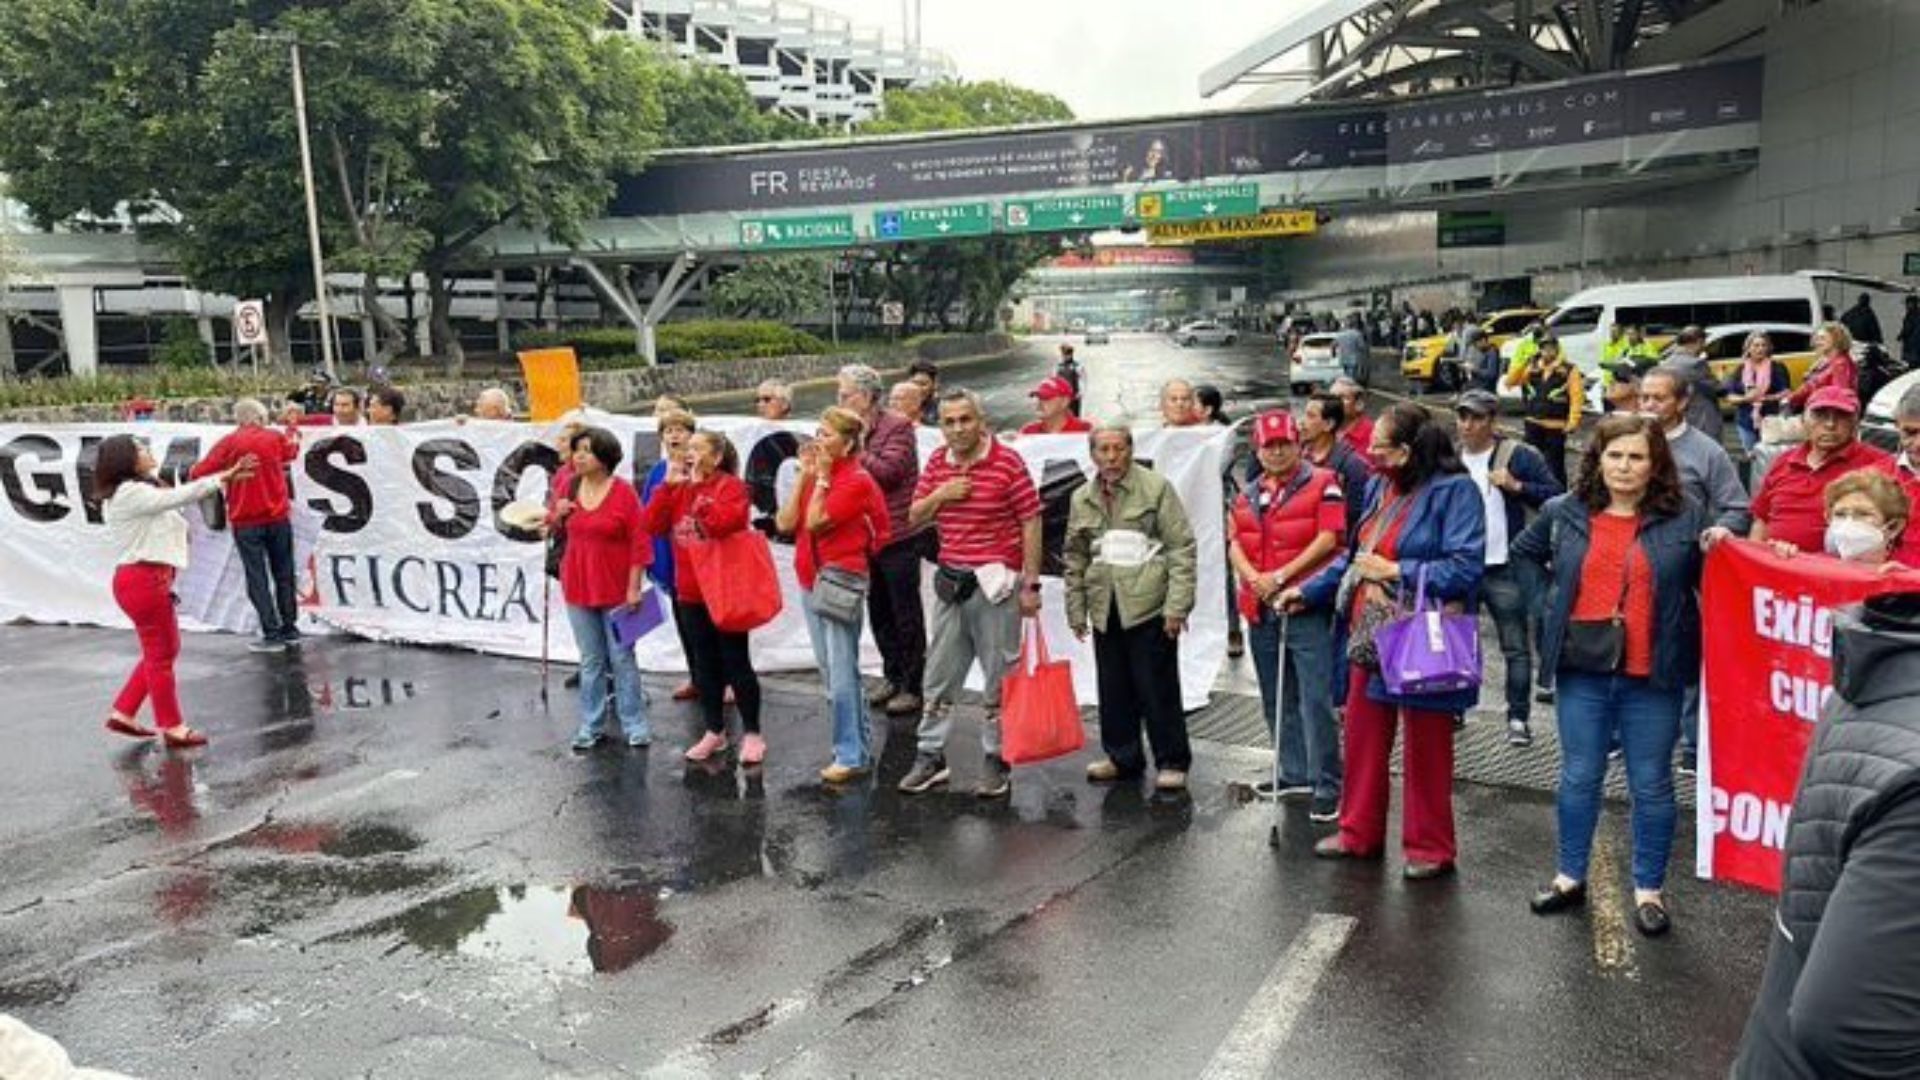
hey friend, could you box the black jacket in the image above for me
[1734,604,1920,1079]
[1509,494,1705,691]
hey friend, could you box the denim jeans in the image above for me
[1248,607,1341,801]
[1554,672,1681,891]
[565,604,648,743]
[233,520,298,640]
[804,593,870,769]
[1480,563,1534,723]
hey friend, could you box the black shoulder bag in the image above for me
[1560,525,1638,674]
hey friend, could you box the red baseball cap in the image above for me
[1031,376,1075,401]
[1807,386,1861,415]
[1253,410,1300,447]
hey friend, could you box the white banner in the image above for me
[0,416,1230,708]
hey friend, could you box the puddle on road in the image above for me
[376,883,674,975]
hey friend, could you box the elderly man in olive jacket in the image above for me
[1065,424,1199,791]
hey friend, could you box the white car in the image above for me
[1289,333,1342,395]
[1174,320,1238,347]
[1083,325,1112,345]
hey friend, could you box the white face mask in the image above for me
[1825,517,1888,562]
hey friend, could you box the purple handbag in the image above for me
[1373,566,1481,696]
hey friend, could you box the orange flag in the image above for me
[518,347,583,422]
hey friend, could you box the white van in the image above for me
[1501,270,1913,401]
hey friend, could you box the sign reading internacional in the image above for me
[740,214,856,250]
[1137,183,1261,223]
[1147,209,1319,245]
[1004,195,1128,232]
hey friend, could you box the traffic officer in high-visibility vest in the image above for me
[1505,322,1546,383]
[1600,324,1663,410]
[1502,333,1582,487]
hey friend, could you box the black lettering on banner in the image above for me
[327,554,359,608]
[392,555,431,613]
[154,438,220,530]
[494,441,561,543]
[74,436,104,524]
[305,436,373,533]
[474,562,500,620]
[412,438,481,540]
[743,431,799,543]
[501,567,538,623]
[1036,459,1088,578]
[0,434,70,523]
[435,560,473,619]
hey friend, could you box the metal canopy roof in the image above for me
[1200,0,1786,104]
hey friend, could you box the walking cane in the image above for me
[539,536,553,705]
[1268,608,1290,849]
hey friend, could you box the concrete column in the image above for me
[56,281,99,377]
[494,268,511,354]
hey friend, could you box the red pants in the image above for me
[1339,668,1457,864]
[112,563,184,731]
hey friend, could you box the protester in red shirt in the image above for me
[1751,387,1890,553]
[899,389,1043,799]
[644,430,764,764]
[1330,376,1375,459]
[1786,322,1860,413]
[189,398,303,652]
[778,407,892,784]
[550,427,652,752]
[1512,415,1705,938]
[1227,410,1346,820]
[1018,376,1092,435]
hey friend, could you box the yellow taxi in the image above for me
[1401,308,1546,390]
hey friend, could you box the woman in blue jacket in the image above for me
[1511,414,1704,937]
[1281,403,1485,879]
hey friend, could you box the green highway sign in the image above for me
[875,203,993,241]
[1003,195,1127,232]
[1136,183,1261,223]
[740,214,856,250]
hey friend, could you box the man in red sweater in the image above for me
[191,398,303,652]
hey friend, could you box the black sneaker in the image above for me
[1309,796,1339,823]
[975,754,1011,799]
[1677,750,1698,778]
[1227,630,1245,659]
[1535,687,1555,705]
[897,753,950,794]
[1506,719,1533,747]
[276,629,304,647]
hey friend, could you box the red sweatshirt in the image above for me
[793,457,893,589]
[189,424,300,528]
[559,478,651,608]
[642,472,750,606]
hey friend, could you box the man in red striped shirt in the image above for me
[899,389,1043,799]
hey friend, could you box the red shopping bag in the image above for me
[999,618,1085,766]
[688,530,783,632]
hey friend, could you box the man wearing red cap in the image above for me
[1748,386,1890,553]
[1227,409,1346,821]
[1020,376,1094,436]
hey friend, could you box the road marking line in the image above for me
[1198,912,1358,1080]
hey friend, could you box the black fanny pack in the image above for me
[933,565,978,605]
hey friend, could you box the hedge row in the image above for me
[0,370,295,411]
[515,321,829,363]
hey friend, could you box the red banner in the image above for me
[1697,541,1920,891]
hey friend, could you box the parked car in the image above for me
[1402,308,1545,393]
[1174,320,1238,347]
[1084,325,1111,345]
[1289,333,1342,396]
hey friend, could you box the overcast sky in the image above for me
[825,0,1309,119]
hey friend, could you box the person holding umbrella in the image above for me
[1228,410,1347,822]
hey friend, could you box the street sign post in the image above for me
[874,203,992,241]
[1146,210,1320,245]
[1003,195,1128,233]
[881,301,906,326]
[739,215,857,251]
[1135,183,1261,223]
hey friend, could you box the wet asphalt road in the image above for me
[1,336,1779,1079]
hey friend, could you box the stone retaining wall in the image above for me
[0,334,1015,425]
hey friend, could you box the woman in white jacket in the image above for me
[96,434,254,747]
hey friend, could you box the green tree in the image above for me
[858,80,1074,136]
[709,255,828,322]
[655,58,820,148]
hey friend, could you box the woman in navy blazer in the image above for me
[1283,403,1486,879]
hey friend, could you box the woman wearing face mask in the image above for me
[96,434,256,748]
[1766,470,1912,570]
[644,430,764,764]
[1512,415,1706,937]
[643,410,702,702]
[1279,403,1485,881]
